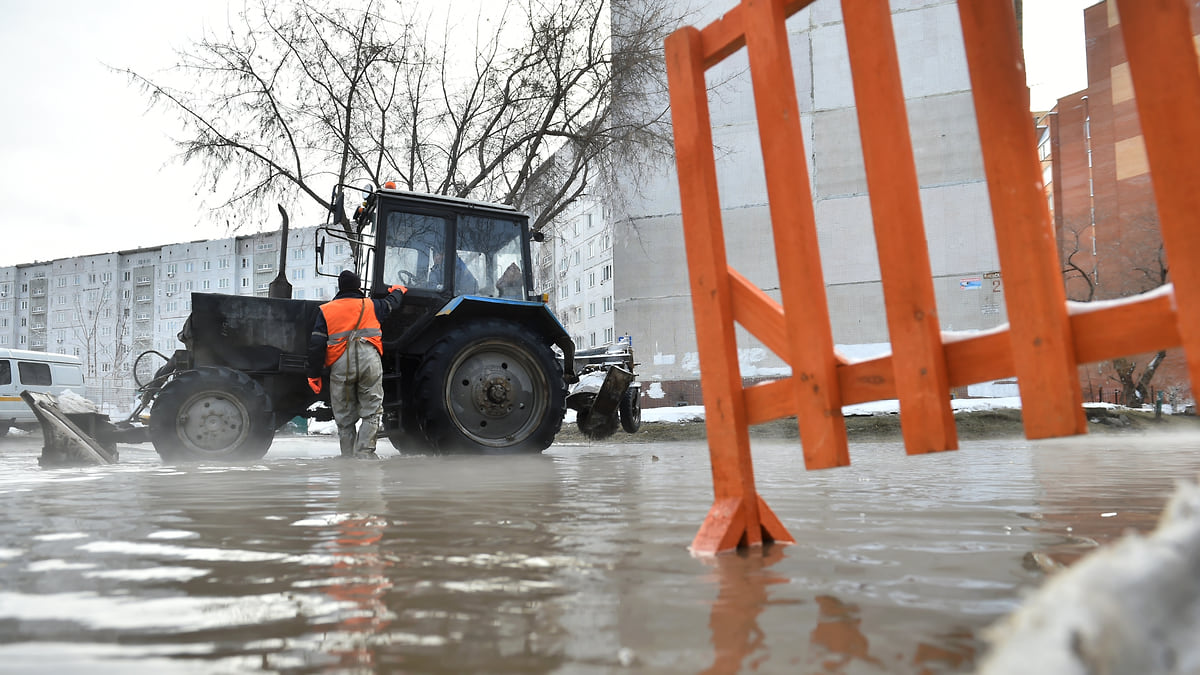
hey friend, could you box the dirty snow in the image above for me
[981,475,1200,674]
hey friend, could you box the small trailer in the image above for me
[565,343,641,439]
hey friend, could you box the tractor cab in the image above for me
[321,185,542,304]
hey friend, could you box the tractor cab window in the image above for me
[382,212,449,291]
[457,216,527,299]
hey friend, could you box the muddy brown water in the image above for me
[1,429,1198,674]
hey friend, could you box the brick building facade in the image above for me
[1048,0,1200,406]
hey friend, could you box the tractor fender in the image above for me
[407,296,577,383]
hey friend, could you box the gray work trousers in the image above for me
[329,339,384,456]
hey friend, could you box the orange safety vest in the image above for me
[319,297,383,367]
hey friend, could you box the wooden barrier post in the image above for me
[1116,0,1200,397]
[957,1,1087,439]
[843,0,957,454]
[743,0,851,470]
[665,26,795,555]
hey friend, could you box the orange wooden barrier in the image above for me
[665,0,1200,555]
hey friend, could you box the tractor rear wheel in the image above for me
[414,319,565,453]
[149,367,275,461]
[619,387,641,433]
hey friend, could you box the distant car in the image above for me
[0,349,85,437]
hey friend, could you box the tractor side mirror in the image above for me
[316,236,326,265]
[531,230,545,243]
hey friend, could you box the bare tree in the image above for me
[1060,222,1095,302]
[117,0,679,237]
[1062,214,1171,406]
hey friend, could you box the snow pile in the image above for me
[308,420,336,436]
[55,390,101,415]
[981,476,1200,674]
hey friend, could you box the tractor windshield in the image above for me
[382,211,527,299]
[457,216,526,300]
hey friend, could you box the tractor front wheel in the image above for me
[414,319,566,453]
[619,387,641,434]
[149,367,275,461]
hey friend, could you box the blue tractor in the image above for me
[128,186,584,459]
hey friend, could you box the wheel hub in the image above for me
[179,394,248,452]
[472,371,514,415]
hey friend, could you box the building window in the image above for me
[605,327,614,343]
[590,332,597,347]
[588,241,595,259]
[241,278,249,288]
[202,261,212,271]
[589,272,596,287]
[575,279,581,293]
[573,251,581,265]
[602,264,612,282]
[202,280,211,290]
[218,278,230,289]
[185,263,194,273]
[588,302,596,318]
[559,283,568,299]
[603,296,613,312]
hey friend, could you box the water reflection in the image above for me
[701,545,788,674]
[808,594,884,671]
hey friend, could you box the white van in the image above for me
[0,349,86,436]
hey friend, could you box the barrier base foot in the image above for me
[691,494,795,556]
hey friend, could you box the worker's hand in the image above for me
[388,284,408,294]
[308,377,322,395]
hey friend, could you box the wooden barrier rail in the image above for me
[665,0,1200,555]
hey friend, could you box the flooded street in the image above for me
[1,430,1199,674]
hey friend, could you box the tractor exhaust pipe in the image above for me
[268,204,293,299]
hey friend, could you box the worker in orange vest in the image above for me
[308,270,407,458]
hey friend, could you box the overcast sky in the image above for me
[0,0,1097,269]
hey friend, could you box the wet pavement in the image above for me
[1,429,1199,674]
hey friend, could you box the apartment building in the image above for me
[0,226,353,412]
[538,198,618,351]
